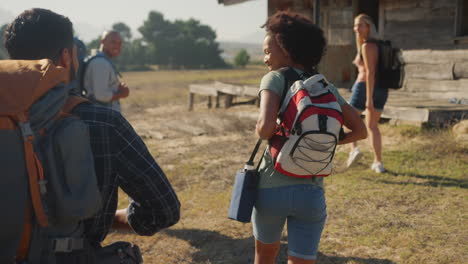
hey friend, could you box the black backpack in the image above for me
[366,39,405,90]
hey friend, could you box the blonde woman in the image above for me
[347,14,388,173]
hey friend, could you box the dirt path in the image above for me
[101,69,467,264]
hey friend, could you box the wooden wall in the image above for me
[382,0,468,99]
[266,0,468,99]
[267,0,356,88]
[320,0,356,88]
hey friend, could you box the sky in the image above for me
[0,0,267,43]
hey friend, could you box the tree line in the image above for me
[0,11,251,70]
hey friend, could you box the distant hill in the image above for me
[219,41,263,62]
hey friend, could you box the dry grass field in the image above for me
[103,66,467,264]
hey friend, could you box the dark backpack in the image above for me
[0,59,102,264]
[366,39,405,90]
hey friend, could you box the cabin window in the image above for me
[456,0,468,37]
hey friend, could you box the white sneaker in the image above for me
[346,148,363,168]
[371,162,386,173]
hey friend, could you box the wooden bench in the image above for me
[188,82,258,111]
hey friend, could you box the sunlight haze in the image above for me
[0,0,267,43]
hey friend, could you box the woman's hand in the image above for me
[338,104,367,145]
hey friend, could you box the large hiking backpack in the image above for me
[367,39,405,90]
[268,68,344,178]
[0,60,102,263]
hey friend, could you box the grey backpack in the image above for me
[0,60,102,264]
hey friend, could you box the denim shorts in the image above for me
[252,184,327,260]
[349,81,388,112]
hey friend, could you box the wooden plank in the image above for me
[384,6,454,22]
[404,78,468,99]
[165,121,206,136]
[328,28,353,46]
[453,62,468,79]
[402,49,468,64]
[404,63,454,80]
[381,105,429,122]
[215,82,244,95]
[385,19,454,47]
[329,9,353,26]
[189,84,218,96]
[215,82,258,97]
[383,0,431,11]
[188,93,194,111]
[242,86,259,97]
[384,8,430,22]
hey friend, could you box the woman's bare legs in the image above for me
[288,255,316,264]
[365,108,383,163]
[255,239,280,264]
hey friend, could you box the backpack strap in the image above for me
[277,67,301,119]
[16,206,32,262]
[80,53,121,96]
[62,96,90,114]
[278,67,301,103]
[15,114,49,228]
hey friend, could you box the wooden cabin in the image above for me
[217,0,468,125]
[219,0,468,100]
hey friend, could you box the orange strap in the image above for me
[15,206,32,261]
[16,114,48,228]
[23,137,49,227]
[0,116,16,130]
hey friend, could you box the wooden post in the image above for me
[215,94,220,108]
[207,96,212,108]
[188,93,194,111]
[224,95,234,108]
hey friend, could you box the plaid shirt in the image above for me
[72,103,180,245]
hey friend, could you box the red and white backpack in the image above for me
[268,68,344,178]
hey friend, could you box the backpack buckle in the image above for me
[18,121,34,141]
[52,238,84,253]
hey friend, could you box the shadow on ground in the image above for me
[166,229,396,264]
[365,170,468,189]
[317,252,396,264]
[165,228,254,263]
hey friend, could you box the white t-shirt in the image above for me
[84,56,121,112]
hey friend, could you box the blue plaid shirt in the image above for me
[72,103,180,245]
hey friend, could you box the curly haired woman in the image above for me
[254,11,367,264]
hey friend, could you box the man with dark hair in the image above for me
[4,8,180,262]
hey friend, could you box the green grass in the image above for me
[107,68,467,264]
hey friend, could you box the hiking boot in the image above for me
[346,148,362,168]
[371,162,386,173]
